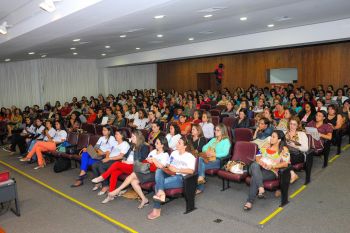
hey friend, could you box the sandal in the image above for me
[153,193,166,203]
[243,202,252,211]
[197,177,206,185]
[70,174,87,188]
[138,200,149,209]
[147,210,161,220]
[257,192,265,199]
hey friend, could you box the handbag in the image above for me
[133,160,151,174]
[224,161,246,174]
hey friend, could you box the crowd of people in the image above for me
[1,83,349,218]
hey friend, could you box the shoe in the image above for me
[20,158,30,162]
[2,147,13,153]
[70,174,87,188]
[98,190,107,196]
[34,165,45,170]
[195,189,203,195]
[138,200,149,209]
[153,193,166,203]
[147,210,161,220]
[117,189,127,197]
[290,174,299,184]
[257,192,265,199]
[102,195,114,204]
[91,176,104,183]
[243,202,252,211]
[92,184,102,191]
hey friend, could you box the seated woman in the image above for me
[6,108,23,137]
[67,111,81,132]
[285,116,309,183]
[178,114,191,135]
[197,123,231,193]
[199,111,214,140]
[221,101,236,118]
[276,108,294,131]
[129,109,148,130]
[235,100,253,119]
[325,104,344,154]
[306,110,333,160]
[92,130,149,203]
[112,110,126,129]
[244,130,290,210]
[233,109,250,130]
[148,136,196,220]
[166,123,182,151]
[147,122,163,147]
[253,117,273,140]
[104,136,169,208]
[91,129,130,195]
[5,117,35,155]
[20,121,65,170]
[298,102,316,127]
[190,110,201,124]
[290,97,302,114]
[187,124,206,154]
[71,125,115,187]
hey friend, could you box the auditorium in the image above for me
[1,0,350,233]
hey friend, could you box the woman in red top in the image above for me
[178,115,191,135]
[273,103,285,120]
[86,107,97,124]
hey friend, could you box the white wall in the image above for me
[98,18,350,67]
[0,59,157,108]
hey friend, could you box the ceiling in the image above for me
[1,0,350,63]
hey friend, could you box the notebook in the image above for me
[86,145,101,160]
[101,116,108,125]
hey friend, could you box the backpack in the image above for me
[53,157,71,173]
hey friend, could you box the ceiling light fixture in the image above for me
[0,22,10,35]
[70,47,76,50]
[73,52,78,55]
[5,58,11,62]
[28,52,35,55]
[157,34,163,38]
[203,14,213,18]
[154,15,165,19]
[120,34,126,38]
[105,45,111,49]
[39,0,61,13]
[72,38,80,42]
[135,47,140,50]
[267,24,274,28]
[188,37,194,41]
[101,53,106,56]
[240,17,247,21]
[41,55,47,58]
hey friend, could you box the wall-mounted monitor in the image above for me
[266,68,298,84]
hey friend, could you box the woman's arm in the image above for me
[334,114,343,130]
[320,132,332,140]
[168,165,194,175]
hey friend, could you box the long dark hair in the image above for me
[156,135,169,153]
[272,130,287,153]
[103,125,114,143]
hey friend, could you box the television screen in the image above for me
[266,68,298,84]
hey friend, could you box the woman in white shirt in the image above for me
[91,129,130,195]
[20,121,66,170]
[166,123,181,150]
[105,136,170,208]
[70,125,115,187]
[130,109,148,130]
[148,136,196,220]
[92,130,149,203]
[199,111,214,139]
[127,105,139,120]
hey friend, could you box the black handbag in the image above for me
[133,160,150,174]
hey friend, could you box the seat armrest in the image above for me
[219,155,231,168]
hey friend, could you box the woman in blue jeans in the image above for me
[197,123,231,194]
[147,136,196,220]
[71,125,115,187]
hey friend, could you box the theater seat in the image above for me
[217,141,257,190]
[233,128,253,142]
[140,181,155,191]
[165,188,183,197]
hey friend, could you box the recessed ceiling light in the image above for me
[4,58,11,62]
[135,47,140,50]
[70,47,76,50]
[203,14,213,18]
[72,38,80,42]
[101,53,106,56]
[41,54,47,58]
[28,52,35,55]
[157,34,163,38]
[240,17,247,21]
[188,37,194,41]
[267,24,274,28]
[120,34,127,38]
[197,7,226,13]
[154,15,165,19]
[39,0,57,13]
[105,45,111,49]
[73,52,78,55]
[0,22,10,35]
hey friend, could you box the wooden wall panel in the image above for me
[157,41,350,92]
